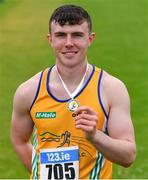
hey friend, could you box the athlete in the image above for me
[11,4,136,179]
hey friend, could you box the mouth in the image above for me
[61,51,78,58]
[62,51,78,55]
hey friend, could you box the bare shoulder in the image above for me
[13,71,42,111]
[101,71,130,107]
[102,71,127,89]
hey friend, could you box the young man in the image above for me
[11,4,136,179]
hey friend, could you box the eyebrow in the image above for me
[54,32,66,35]
[72,32,84,36]
[54,31,84,35]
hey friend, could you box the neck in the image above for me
[55,60,89,97]
[55,59,88,85]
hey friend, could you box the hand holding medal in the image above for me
[75,106,98,141]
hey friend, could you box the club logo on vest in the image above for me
[35,112,56,119]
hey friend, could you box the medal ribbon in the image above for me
[55,64,88,99]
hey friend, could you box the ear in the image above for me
[47,33,52,44]
[88,32,96,46]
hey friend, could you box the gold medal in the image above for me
[67,99,80,112]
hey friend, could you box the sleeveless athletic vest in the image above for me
[30,65,112,179]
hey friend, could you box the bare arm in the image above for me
[11,84,34,172]
[10,73,40,172]
[75,74,136,167]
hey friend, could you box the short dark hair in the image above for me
[49,4,92,33]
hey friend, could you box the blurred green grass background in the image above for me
[0,0,148,178]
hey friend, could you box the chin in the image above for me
[59,57,78,67]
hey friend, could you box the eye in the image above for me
[72,32,84,37]
[55,32,66,37]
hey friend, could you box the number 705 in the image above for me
[46,162,75,179]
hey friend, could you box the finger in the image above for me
[75,113,98,122]
[76,124,95,133]
[75,119,96,127]
[75,106,98,116]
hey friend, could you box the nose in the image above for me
[65,35,74,48]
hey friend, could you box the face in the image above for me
[48,21,95,67]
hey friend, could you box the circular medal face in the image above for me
[68,99,80,112]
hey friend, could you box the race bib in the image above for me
[40,146,79,179]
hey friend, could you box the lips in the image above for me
[62,51,78,54]
[61,51,78,58]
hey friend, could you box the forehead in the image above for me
[50,21,89,34]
